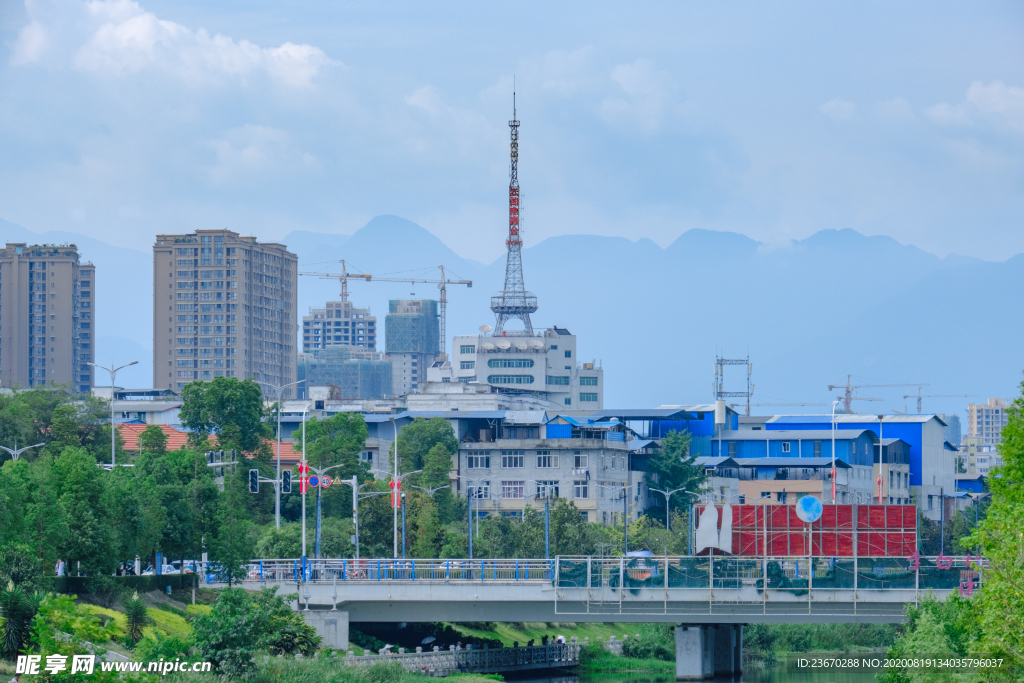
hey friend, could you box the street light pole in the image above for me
[261,379,303,530]
[650,487,686,531]
[86,360,138,467]
[391,417,399,559]
[831,400,839,503]
[0,441,44,463]
[301,404,309,564]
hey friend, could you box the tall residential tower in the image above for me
[153,230,298,398]
[0,244,94,392]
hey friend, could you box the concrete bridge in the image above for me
[216,555,980,680]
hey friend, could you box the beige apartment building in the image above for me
[968,398,1009,447]
[152,230,298,398]
[0,243,94,393]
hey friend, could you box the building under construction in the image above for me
[297,346,391,400]
[386,299,440,395]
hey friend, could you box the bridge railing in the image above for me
[235,555,983,593]
[554,555,983,593]
[242,558,555,584]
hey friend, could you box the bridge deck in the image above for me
[214,555,980,624]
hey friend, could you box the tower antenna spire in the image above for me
[490,90,537,336]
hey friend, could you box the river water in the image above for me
[519,658,880,683]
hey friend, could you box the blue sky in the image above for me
[1,0,1022,263]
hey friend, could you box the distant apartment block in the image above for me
[152,230,298,398]
[0,243,94,392]
[961,435,1002,475]
[302,300,377,354]
[967,398,1009,447]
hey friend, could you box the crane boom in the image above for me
[901,388,978,413]
[299,260,472,359]
[827,374,928,413]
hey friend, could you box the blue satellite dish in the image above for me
[796,495,823,523]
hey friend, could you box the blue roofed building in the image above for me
[764,414,955,520]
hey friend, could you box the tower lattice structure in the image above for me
[490,97,538,336]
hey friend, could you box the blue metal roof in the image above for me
[587,408,697,421]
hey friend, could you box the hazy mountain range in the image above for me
[2,215,1020,421]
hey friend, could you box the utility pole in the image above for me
[261,379,303,529]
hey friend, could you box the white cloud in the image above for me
[924,102,970,126]
[11,19,48,65]
[967,81,1024,132]
[204,125,317,187]
[12,0,334,88]
[820,98,856,121]
[874,97,915,123]
[599,59,673,132]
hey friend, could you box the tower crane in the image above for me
[299,260,472,359]
[827,375,928,413]
[902,388,977,414]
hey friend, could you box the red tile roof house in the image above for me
[117,424,303,464]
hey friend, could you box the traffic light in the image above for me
[248,469,259,494]
[282,470,292,494]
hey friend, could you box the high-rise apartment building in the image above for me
[152,230,298,398]
[301,301,377,353]
[0,244,95,393]
[968,398,1009,447]
[385,299,440,396]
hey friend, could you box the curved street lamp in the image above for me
[0,441,45,462]
[86,360,138,467]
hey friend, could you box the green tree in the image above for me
[48,404,82,451]
[192,587,320,676]
[0,544,44,592]
[179,377,267,452]
[395,417,458,473]
[0,579,40,660]
[965,376,1024,675]
[53,447,115,576]
[208,469,255,586]
[411,495,441,558]
[644,430,704,526]
[122,591,149,648]
[137,424,168,455]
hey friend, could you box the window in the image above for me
[536,480,559,497]
[574,452,588,468]
[564,398,571,405]
[546,375,569,385]
[460,360,475,370]
[537,451,558,468]
[580,393,598,402]
[471,482,490,499]
[889,471,894,489]
[460,345,476,354]
[814,440,822,457]
[728,442,737,458]
[580,376,598,386]
[573,480,588,498]
[761,491,771,499]
[467,454,491,469]
[501,481,525,499]
[776,491,787,504]
[782,442,791,453]
[565,350,572,358]
[488,358,534,368]
[501,451,525,468]
[487,374,534,384]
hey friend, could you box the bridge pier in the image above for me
[674,624,742,680]
[301,610,349,651]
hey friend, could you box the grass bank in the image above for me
[578,644,674,673]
